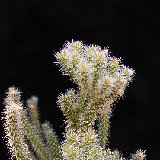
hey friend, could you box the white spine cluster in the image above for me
[2,87,62,160]
[2,40,146,160]
[3,88,36,160]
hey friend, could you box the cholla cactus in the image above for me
[2,40,146,160]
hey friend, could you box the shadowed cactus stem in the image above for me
[2,40,146,160]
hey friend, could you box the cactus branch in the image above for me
[2,40,145,160]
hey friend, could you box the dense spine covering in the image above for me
[3,88,37,160]
[97,106,111,148]
[42,121,63,160]
[27,96,42,136]
[2,40,146,160]
[3,87,62,160]
[20,109,53,160]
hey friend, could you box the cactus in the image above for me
[2,40,146,160]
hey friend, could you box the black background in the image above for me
[0,0,159,159]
